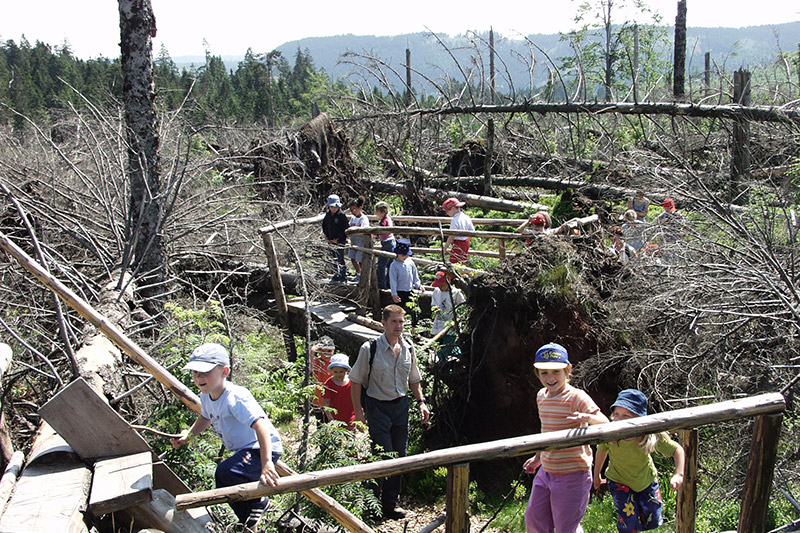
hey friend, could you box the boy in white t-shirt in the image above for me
[430,270,465,362]
[171,343,283,528]
[442,197,474,264]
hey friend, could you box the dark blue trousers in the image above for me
[215,448,282,524]
[364,395,409,508]
[377,239,395,289]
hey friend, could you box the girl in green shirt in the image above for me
[592,389,685,532]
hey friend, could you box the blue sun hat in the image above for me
[393,240,412,256]
[611,389,648,417]
[326,194,342,208]
[327,353,351,371]
[534,342,570,369]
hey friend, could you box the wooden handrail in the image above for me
[175,392,784,510]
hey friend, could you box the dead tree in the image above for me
[118,0,165,311]
[673,0,687,99]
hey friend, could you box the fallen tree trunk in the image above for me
[407,101,800,124]
[365,180,542,212]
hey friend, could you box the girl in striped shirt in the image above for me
[523,343,609,533]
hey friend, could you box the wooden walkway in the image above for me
[286,297,383,354]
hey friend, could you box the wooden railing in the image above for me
[175,392,785,533]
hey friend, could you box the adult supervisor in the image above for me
[350,304,431,519]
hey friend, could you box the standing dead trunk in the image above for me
[118,0,165,311]
[673,0,687,99]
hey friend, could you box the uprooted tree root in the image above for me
[427,237,629,489]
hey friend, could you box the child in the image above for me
[322,353,356,429]
[621,209,646,251]
[628,191,651,221]
[389,240,421,331]
[171,343,283,528]
[592,389,685,533]
[523,343,609,533]
[442,197,474,264]
[430,270,465,362]
[608,225,637,264]
[347,196,370,283]
[375,201,396,290]
[322,194,348,283]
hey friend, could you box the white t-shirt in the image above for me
[349,213,370,247]
[431,288,466,334]
[450,211,474,241]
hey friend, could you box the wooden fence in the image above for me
[175,392,785,533]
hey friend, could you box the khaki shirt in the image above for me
[350,334,421,401]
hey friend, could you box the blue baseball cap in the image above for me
[611,389,648,417]
[183,343,230,372]
[534,343,570,369]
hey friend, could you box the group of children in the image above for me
[610,192,685,265]
[169,337,683,532]
[525,342,685,533]
[322,193,475,283]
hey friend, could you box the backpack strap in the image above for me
[365,338,377,389]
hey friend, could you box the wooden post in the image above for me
[633,24,640,102]
[738,414,783,533]
[673,0,687,99]
[406,48,412,106]
[498,239,506,260]
[357,238,374,307]
[262,232,298,362]
[446,463,470,533]
[677,429,697,533]
[704,52,711,96]
[731,69,752,204]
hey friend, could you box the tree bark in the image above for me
[119,0,165,310]
[673,1,687,99]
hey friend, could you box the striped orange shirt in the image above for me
[538,384,600,473]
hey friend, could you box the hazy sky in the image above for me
[2,1,799,59]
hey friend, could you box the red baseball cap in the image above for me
[442,197,465,211]
[431,270,449,288]
[531,213,547,225]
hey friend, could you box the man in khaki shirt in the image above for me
[350,304,431,519]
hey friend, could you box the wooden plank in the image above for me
[89,452,153,516]
[38,377,151,460]
[738,414,783,533]
[152,461,191,496]
[445,463,470,533]
[118,489,212,533]
[676,429,697,533]
[0,459,91,533]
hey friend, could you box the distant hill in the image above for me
[174,22,800,93]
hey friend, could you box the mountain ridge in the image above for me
[173,22,800,92]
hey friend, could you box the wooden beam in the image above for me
[347,225,528,240]
[0,232,201,414]
[262,232,298,362]
[0,450,24,514]
[39,378,151,460]
[89,452,153,516]
[175,393,784,510]
[0,458,91,533]
[676,429,697,533]
[258,213,325,235]
[445,463,469,533]
[738,414,783,533]
[118,488,212,533]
